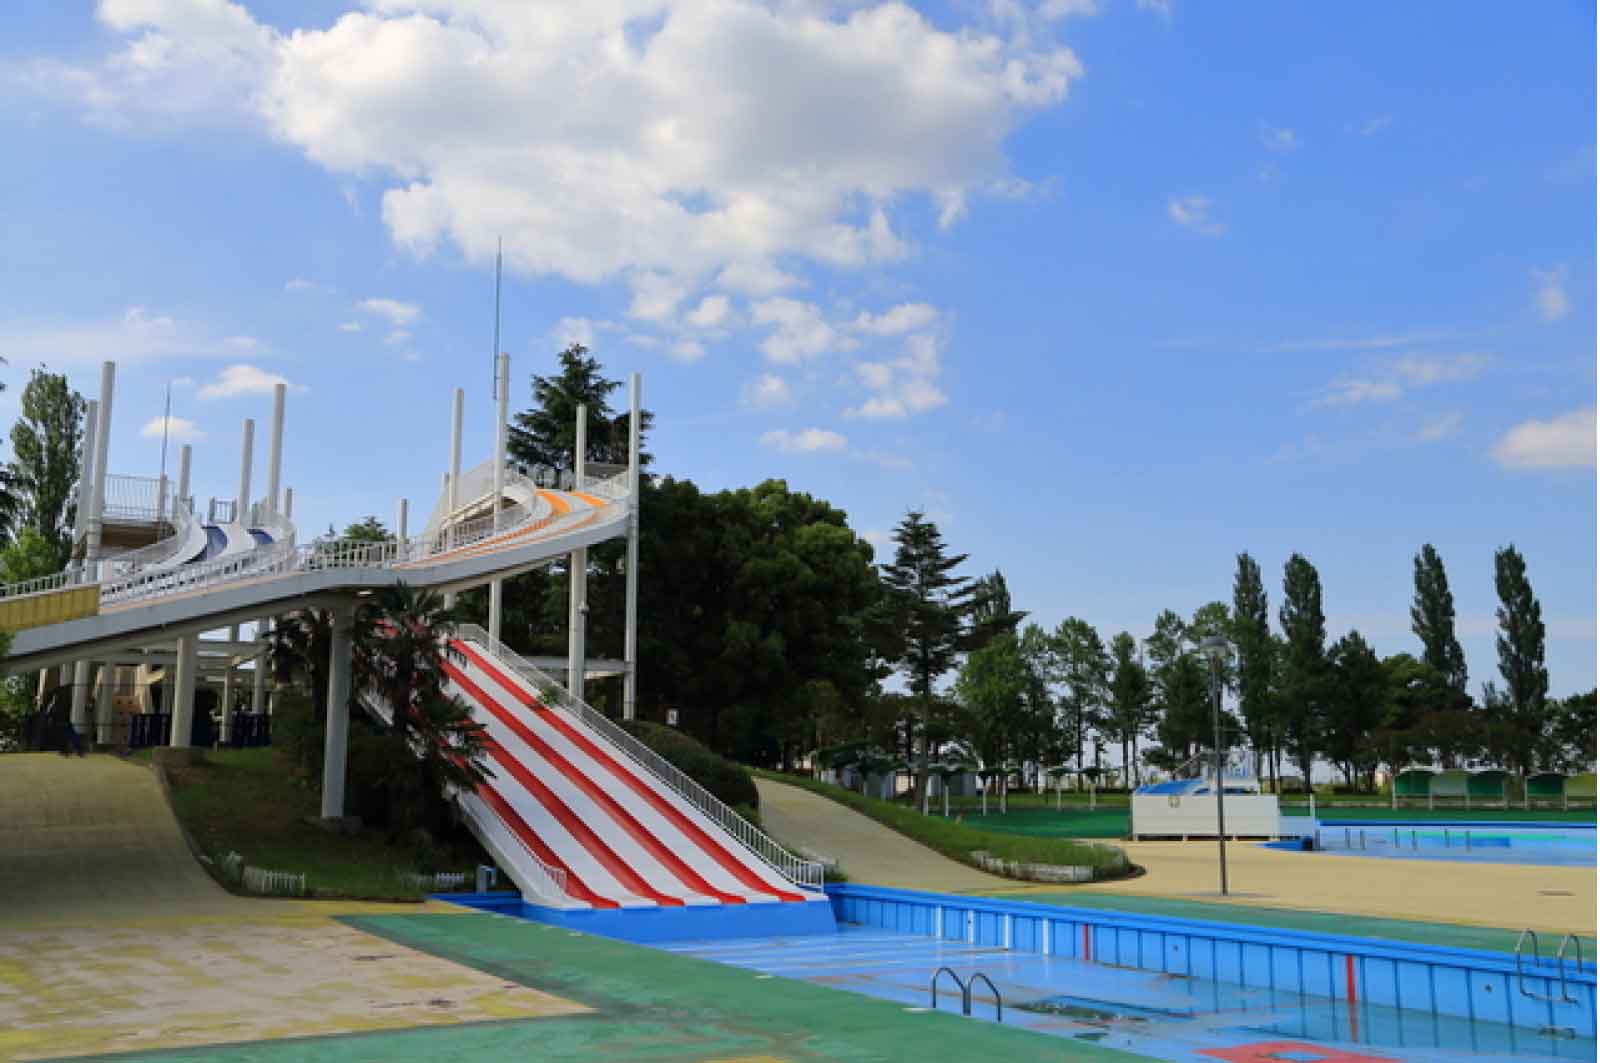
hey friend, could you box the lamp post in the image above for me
[1198,634,1233,896]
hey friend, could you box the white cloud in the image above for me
[846,332,948,419]
[0,306,247,366]
[1355,115,1392,137]
[551,316,608,349]
[1259,123,1298,151]
[668,339,706,363]
[1040,0,1099,16]
[197,364,299,400]
[1137,0,1173,20]
[1533,267,1570,322]
[740,373,791,409]
[715,261,804,297]
[140,415,203,442]
[1168,194,1223,235]
[1313,354,1490,408]
[850,302,939,336]
[751,298,844,364]
[385,328,412,346]
[1414,410,1464,442]
[1493,408,1595,470]
[627,272,690,325]
[685,294,732,329]
[337,320,362,333]
[356,297,420,326]
[36,2,1082,289]
[224,335,258,350]
[760,427,847,453]
[284,277,321,292]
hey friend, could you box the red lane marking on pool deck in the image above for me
[1200,1041,1395,1063]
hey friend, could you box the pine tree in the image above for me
[1411,544,1468,693]
[1231,552,1278,787]
[508,343,652,472]
[970,569,1027,644]
[1492,544,1548,777]
[1105,631,1153,786]
[1278,553,1327,788]
[1052,617,1109,773]
[880,510,976,813]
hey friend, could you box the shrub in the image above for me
[620,719,759,810]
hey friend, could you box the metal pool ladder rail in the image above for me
[928,967,1004,1021]
[1515,928,1584,1004]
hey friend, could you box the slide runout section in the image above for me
[454,639,811,903]
[455,788,595,910]
[452,653,780,906]
[448,656,751,906]
[476,733,667,909]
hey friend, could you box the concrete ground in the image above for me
[756,777,1598,937]
[0,754,585,1062]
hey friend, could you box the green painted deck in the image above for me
[993,890,1599,955]
[61,912,1148,1062]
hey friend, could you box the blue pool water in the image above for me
[1301,822,1595,867]
[664,926,1595,1062]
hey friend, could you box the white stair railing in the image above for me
[454,622,825,891]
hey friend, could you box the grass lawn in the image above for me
[155,747,484,901]
[752,768,1133,877]
[793,788,1596,843]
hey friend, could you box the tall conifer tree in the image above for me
[1411,544,1468,693]
[1492,544,1548,776]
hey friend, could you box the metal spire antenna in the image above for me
[159,381,171,480]
[491,237,502,399]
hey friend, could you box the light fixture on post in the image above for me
[1198,633,1233,896]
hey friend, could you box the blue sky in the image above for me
[2,1,1594,695]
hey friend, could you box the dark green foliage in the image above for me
[619,719,759,809]
[1230,552,1277,781]
[1544,690,1597,772]
[343,516,393,542]
[508,343,653,472]
[970,569,1027,642]
[953,632,1032,805]
[1491,544,1548,776]
[1050,617,1109,772]
[880,510,977,812]
[1278,553,1327,786]
[1324,630,1387,787]
[7,369,84,565]
[0,527,62,584]
[1105,631,1153,786]
[1411,544,1468,693]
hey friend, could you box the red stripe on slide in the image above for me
[1345,954,1359,1041]
[480,736,684,907]
[474,780,618,909]
[455,639,805,903]
[447,659,746,905]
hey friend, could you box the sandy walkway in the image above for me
[756,778,1010,892]
[1060,839,1597,935]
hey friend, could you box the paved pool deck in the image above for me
[757,778,1598,940]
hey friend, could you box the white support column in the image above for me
[567,405,588,697]
[170,636,198,747]
[623,373,641,721]
[220,659,235,744]
[283,487,293,520]
[396,498,409,543]
[72,366,115,742]
[444,390,464,608]
[177,443,192,512]
[320,602,356,820]
[94,664,115,747]
[237,418,255,523]
[266,382,285,518]
[72,399,99,579]
[488,355,509,643]
[250,639,267,717]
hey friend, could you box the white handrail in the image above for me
[105,497,198,577]
[453,622,825,891]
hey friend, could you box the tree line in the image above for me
[447,347,1595,799]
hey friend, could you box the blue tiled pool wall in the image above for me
[433,891,838,942]
[826,884,1598,1038]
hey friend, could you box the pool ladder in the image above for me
[1514,929,1585,1004]
[930,967,1003,1021]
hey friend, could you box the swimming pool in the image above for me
[1296,821,1596,867]
[664,926,1595,1061]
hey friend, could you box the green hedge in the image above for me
[620,720,760,810]
[751,769,1132,879]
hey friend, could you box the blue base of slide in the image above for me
[433,891,838,944]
